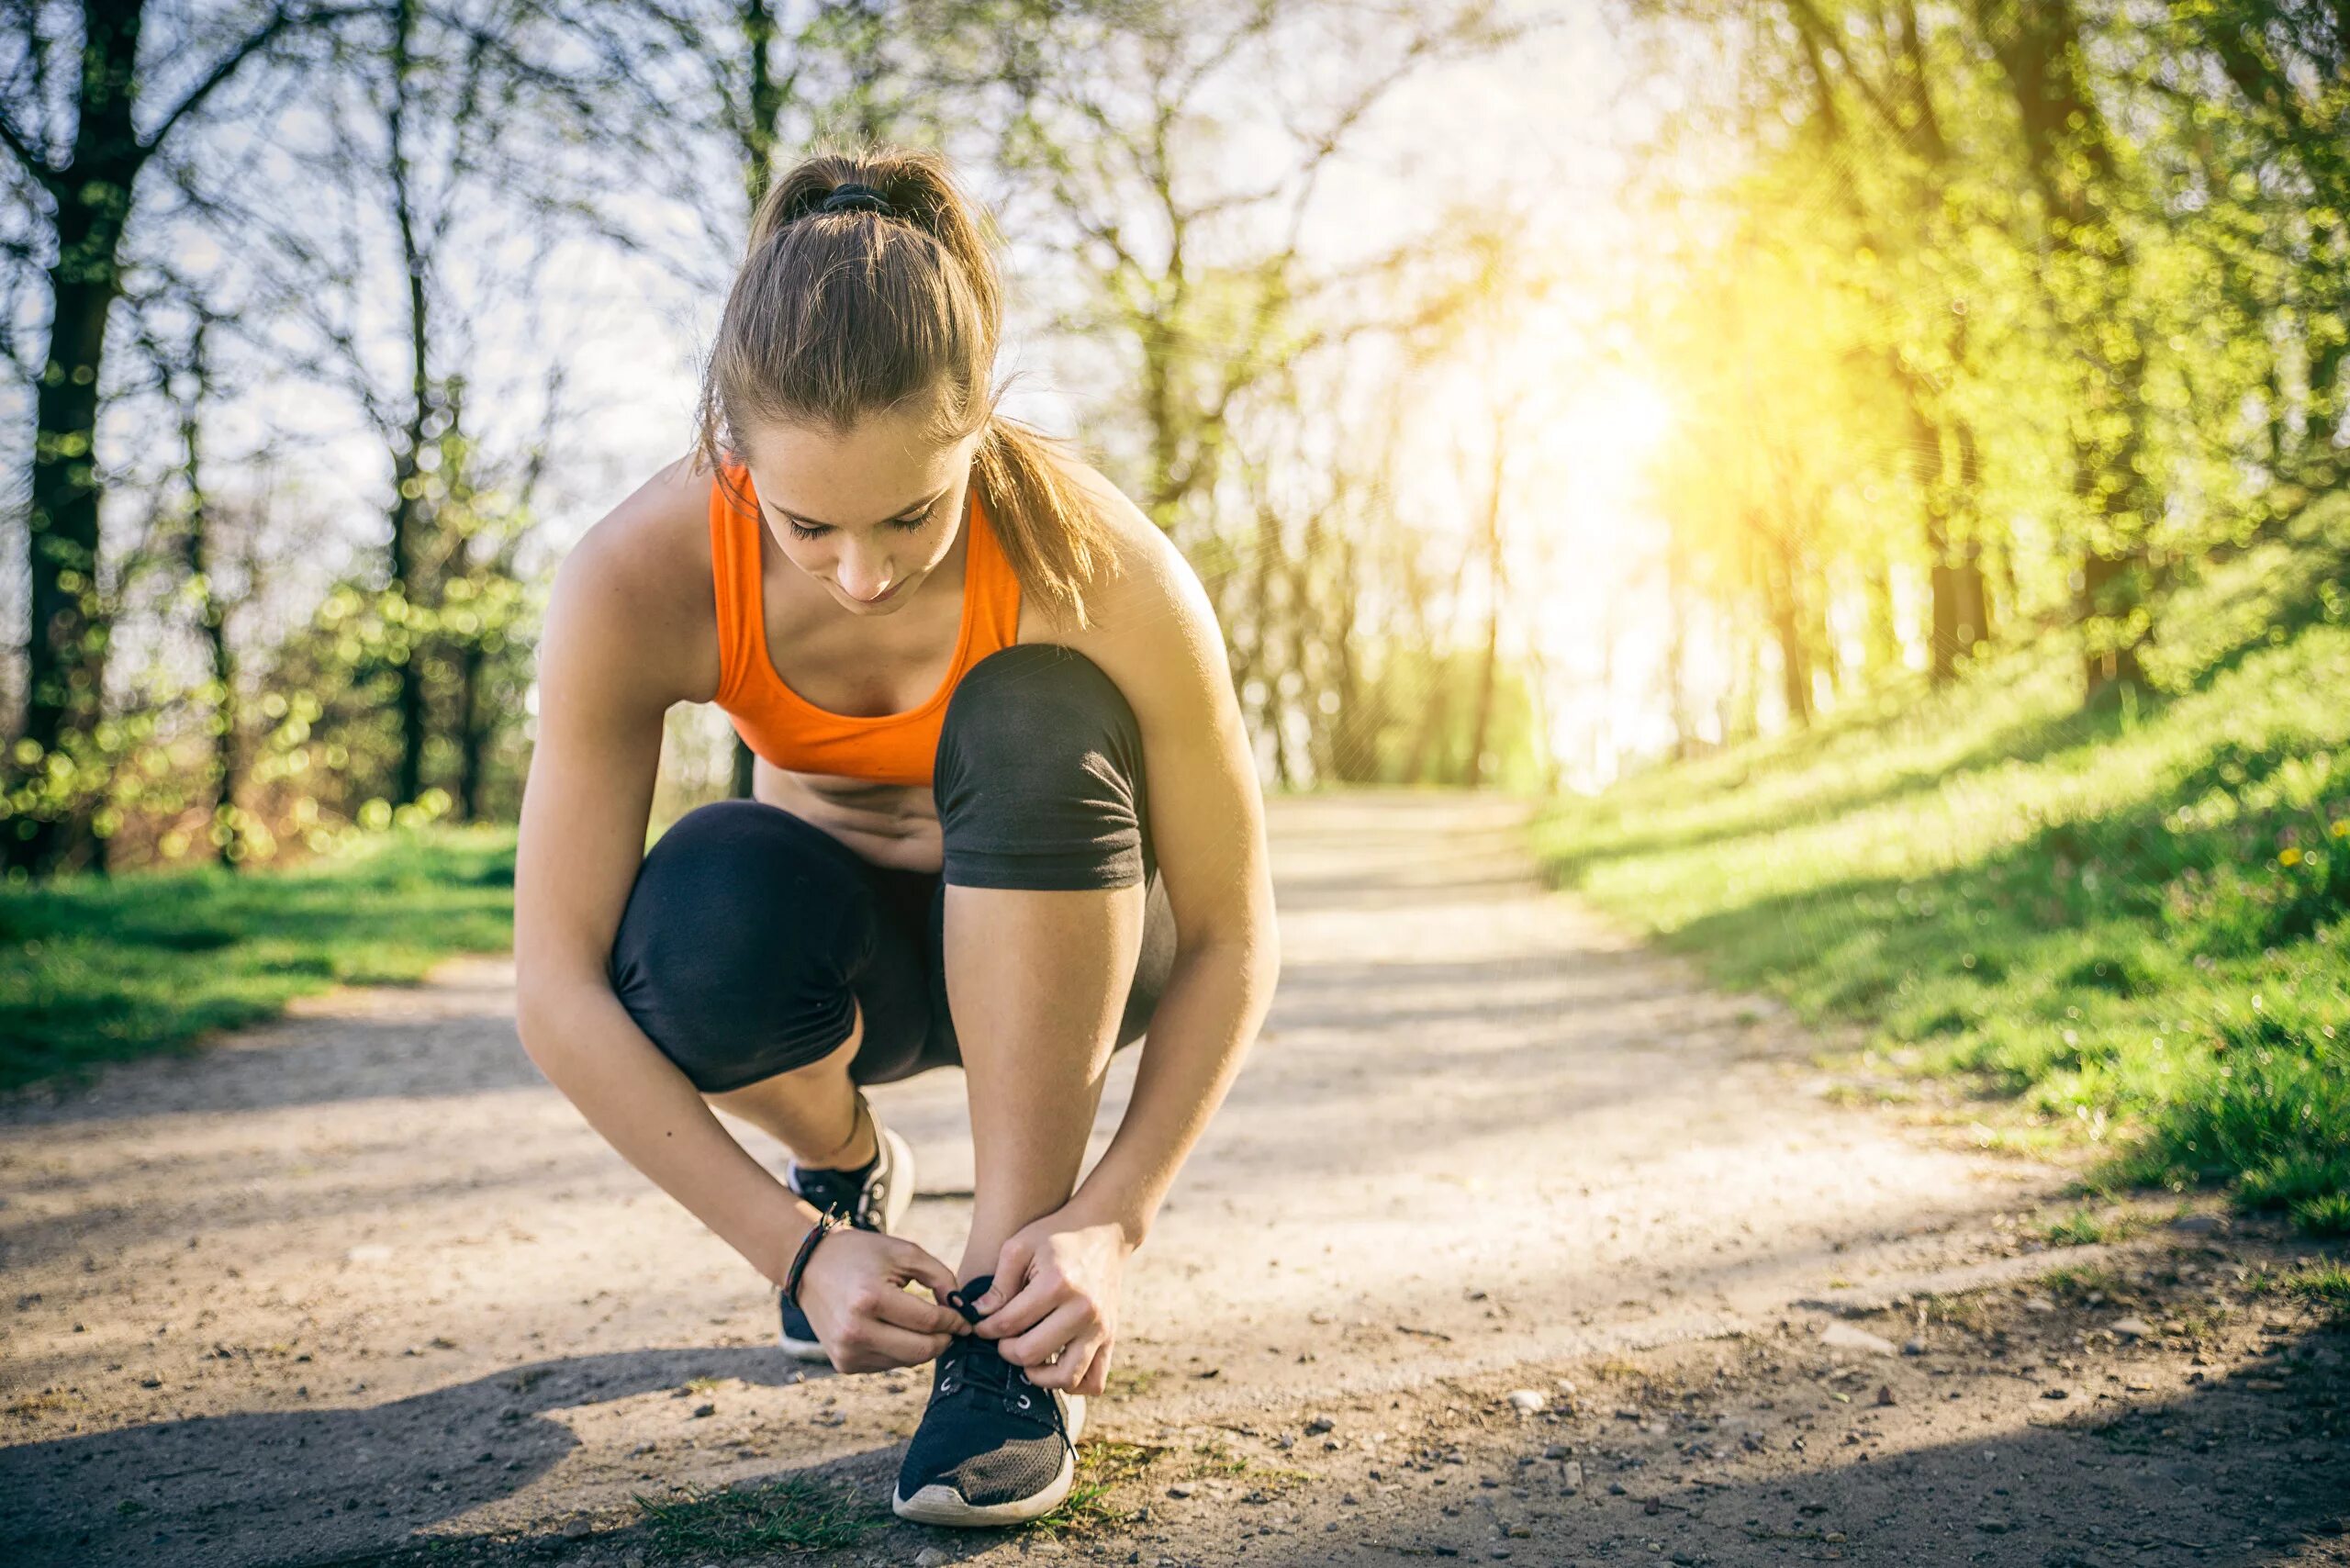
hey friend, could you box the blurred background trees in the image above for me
[6,0,2349,880]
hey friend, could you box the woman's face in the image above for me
[742,403,980,617]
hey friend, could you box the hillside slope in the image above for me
[1531,504,2350,1234]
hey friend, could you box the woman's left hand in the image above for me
[970,1211,1132,1395]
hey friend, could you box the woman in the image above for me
[510,144,1279,1529]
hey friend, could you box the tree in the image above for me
[3,0,366,877]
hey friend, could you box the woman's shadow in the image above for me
[1,1344,831,1568]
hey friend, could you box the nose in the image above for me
[837,551,895,601]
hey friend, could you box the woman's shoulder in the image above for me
[547,451,724,702]
[1048,453,1203,615]
[1042,453,1225,688]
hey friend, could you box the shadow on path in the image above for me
[0,1347,823,1568]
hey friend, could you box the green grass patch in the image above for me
[2040,1263,2126,1303]
[0,823,517,1092]
[2284,1261,2350,1324]
[2040,1202,2166,1247]
[632,1473,878,1557]
[1529,500,2350,1234]
[1025,1439,1168,1540]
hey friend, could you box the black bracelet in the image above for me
[783,1207,846,1310]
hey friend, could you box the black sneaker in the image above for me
[891,1274,1088,1526]
[777,1105,913,1362]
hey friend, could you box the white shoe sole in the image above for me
[778,1123,916,1362]
[890,1394,1087,1527]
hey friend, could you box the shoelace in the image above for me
[937,1286,1076,1462]
[790,1162,886,1229]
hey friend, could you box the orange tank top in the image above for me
[709,461,1023,788]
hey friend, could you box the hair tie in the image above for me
[817,182,895,218]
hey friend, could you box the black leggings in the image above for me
[606,644,1179,1092]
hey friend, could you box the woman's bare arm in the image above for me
[512,476,822,1286]
[965,465,1281,1393]
[1053,494,1281,1247]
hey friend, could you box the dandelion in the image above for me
[2278,846,2304,867]
[2333,820,2348,839]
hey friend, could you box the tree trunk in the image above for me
[1464,428,1506,788]
[1762,520,1813,727]
[177,342,242,868]
[7,0,148,878]
[456,640,485,822]
[729,0,789,802]
[1975,0,2152,707]
[386,0,436,808]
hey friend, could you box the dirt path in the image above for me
[3,790,2342,1566]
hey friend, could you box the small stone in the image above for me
[1166,1484,1192,1499]
[1304,1415,1335,1435]
[2040,1388,2068,1400]
[1820,1324,1898,1357]
[1542,1444,1569,1461]
[2109,1316,2154,1338]
[1505,1389,1546,1415]
[1874,1385,1896,1406]
[1562,1462,1584,1491]
[692,1403,715,1417]
[2169,1213,2221,1234]
[1902,1338,1927,1356]
[915,1551,949,1567]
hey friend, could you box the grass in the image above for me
[2040,1263,2127,1303]
[2041,1205,2162,1247]
[1027,1439,1166,1540]
[626,1440,1175,1552]
[1529,498,2350,1235]
[632,1473,878,1557]
[2246,1259,2350,1325]
[0,823,518,1092]
[2284,1261,2350,1323]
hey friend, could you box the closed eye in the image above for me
[781,505,937,543]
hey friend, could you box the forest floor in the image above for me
[2,790,2344,1568]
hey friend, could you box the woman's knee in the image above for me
[932,644,1152,890]
[606,800,866,1092]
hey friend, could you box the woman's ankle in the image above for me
[795,1091,879,1173]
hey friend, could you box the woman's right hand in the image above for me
[793,1226,970,1372]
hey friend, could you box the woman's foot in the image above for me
[777,1104,915,1361]
[891,1274,1087,1526]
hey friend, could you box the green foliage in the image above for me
[0,824,517,1092]
[1636,0,2350,718]
[1531,523,2350,1234]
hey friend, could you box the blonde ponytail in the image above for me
[696,141,1113,629]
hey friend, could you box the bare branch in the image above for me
[143,3,377,156]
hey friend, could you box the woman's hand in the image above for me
[794,1227,969,1373]
[970,1212,1133,1395]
